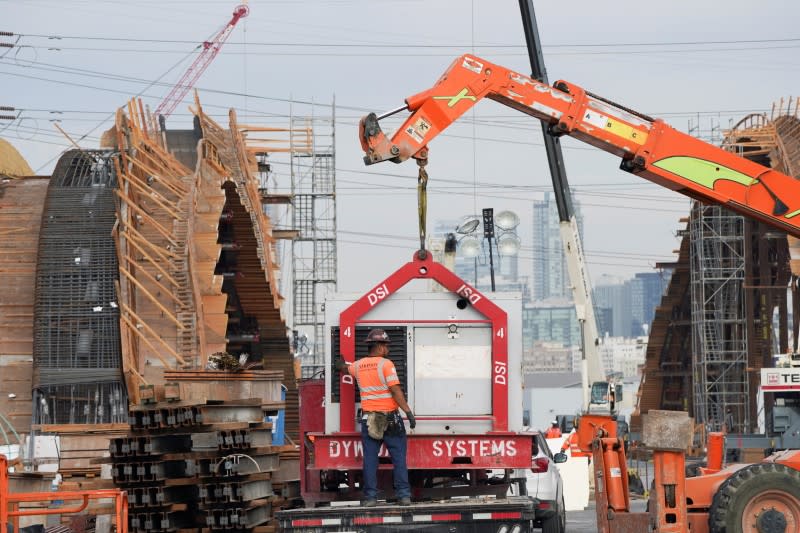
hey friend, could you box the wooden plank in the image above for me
[123,168,184,221]
[0,364,33,381]
[192,234,221,261]
[119,266,184,330]
[272,229,299,240]
[122,255,183,308]
[201,294,228,316]
[204,313,228,339]
[114,187,177,247]
[59,434,114,452]
[259,192,292,205]
[33,423,130,433]
[119,311,177,370]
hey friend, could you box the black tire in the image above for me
[541,496,565,533]
[708,463,800,533]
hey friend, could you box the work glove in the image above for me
[405,410,416,429]
[334,358,348,372]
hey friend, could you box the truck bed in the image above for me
[277,496,537,532]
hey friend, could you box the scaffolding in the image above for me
[290,105,337,378]
[249,103,338,378]
[689,203,749,433]
[689,105,798,434]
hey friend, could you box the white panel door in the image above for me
[414,327,492,416]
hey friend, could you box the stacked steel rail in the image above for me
[109,398,284,532]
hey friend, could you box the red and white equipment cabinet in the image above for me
[295,251,537,508]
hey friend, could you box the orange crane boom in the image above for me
[359,54,800,238]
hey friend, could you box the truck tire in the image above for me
[708,463,800,533]
[541,496,565,533]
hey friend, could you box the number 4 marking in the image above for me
[344,326,351,337]
[496,328,504,338]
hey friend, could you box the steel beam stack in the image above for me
[110,398,294,533]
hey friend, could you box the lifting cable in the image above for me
[416,158,428,254]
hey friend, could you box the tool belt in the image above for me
[365,411,404,440]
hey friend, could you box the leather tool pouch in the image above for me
[384,412,405,437]
[366,412,388,440]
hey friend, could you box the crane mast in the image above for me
[518,0,606,413]
[154,3,249,120]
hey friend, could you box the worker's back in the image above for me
[544,425,562,438]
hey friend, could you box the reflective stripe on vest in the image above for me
[353,357,397,410]
[562,432,589,457]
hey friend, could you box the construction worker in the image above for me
[544,420,562,438]
[336,329,415,507]
[561,418,590,459]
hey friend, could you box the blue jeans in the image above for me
[360,415,410,500]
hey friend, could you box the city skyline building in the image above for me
[531,192,584,301]
[630,271,670,336]
[594,278,632,337]
[522,298,581,349]
[594,271,671,337]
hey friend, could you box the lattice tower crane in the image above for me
[154,3,249,120]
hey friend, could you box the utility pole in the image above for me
[483,208,496,292]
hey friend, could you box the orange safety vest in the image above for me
[544,427,562,438]
[561,430,590,458]
[348,356,400,412]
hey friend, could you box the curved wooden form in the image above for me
[111,97,291,420]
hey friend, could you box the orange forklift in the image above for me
[571,412,800,532]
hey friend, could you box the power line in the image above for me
[16,32,800,48]
[333,179,688,208]
[337,229,675,260]
[0,56,364,111]
[337,238,667,270]
[1,57,777,140]
[15,44,800,58]
[267,159,682,193]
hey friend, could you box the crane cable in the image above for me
[417,158,428,254]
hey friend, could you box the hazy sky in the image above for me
[4,0,800,295]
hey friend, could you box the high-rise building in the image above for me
[531,192,583,300]
[630,272,670,336]
[594,271,671,337]
[595,306,614,339]
[522,299,581,349]
[593,277,631,337]
[523,341,576,374]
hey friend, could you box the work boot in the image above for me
[398,497,412,506]
[363,499,378,507]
